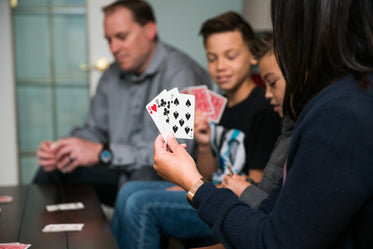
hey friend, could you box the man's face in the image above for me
[104,7,156,74]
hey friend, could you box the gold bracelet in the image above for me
[186,178,205,207]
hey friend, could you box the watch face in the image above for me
[100,150,112,164]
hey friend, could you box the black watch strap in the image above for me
[99,143,113,166]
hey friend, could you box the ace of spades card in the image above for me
[170,93,195,139]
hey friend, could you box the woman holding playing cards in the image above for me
[153,0,373,248]
[111,12,281,249]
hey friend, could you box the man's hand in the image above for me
[53,138,103,173]
[37,140,58,172]
[220,174,251,197]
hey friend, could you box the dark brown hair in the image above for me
[251,33,274,61]
[271,0,373,121]
[199,11,255,52]
[103,0,156,26]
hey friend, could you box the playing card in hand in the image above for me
[169,93,195,139]
[188,85,214,115]
[146,88,195,140]
[184,85,227,123]
[146,89,172,141]
[206,90,227,123]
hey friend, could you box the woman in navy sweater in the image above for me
[153,0,373,248]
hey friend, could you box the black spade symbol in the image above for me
[172,125,178,133]
[179,119,185,127]
[185,112,191,120]
[174,98,180,106]
[173,111,179,119]
[186,99,191,107]
[185,127,190,134]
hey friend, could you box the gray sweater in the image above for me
[239,117,294,208]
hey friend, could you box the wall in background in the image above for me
[243,0,272,32]
[0,0,19,186]
[148,0,242,69]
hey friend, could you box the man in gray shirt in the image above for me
[33,0,211,206]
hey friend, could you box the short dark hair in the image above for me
[271,0,373,121]
[102,0,156,26]
[251,33,274,61]
[199,11,255,52]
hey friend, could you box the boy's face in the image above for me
[205,31,257,93]
[104,7,156,74]
[259,53,286,117]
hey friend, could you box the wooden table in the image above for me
[0,184,119,249]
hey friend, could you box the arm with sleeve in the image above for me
[193,76,373,249]
[240,117,294,208]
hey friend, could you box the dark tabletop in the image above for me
[0,184,119,249]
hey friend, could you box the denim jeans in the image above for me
[111,181,213,249]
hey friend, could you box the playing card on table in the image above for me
[42,223,84,232]
[188,85,214,115]
[0,195,13,204]
[206,90,227,123]
[46,202,85,212]
[0,243,32,249]
[169,93,195,139]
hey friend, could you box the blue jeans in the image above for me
[111,181,214,249]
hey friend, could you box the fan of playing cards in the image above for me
[183,85,227,123]
[146,88,195,141]
[146,85,227,141]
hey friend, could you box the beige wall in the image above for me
[243,0,272,31]
[0,0,19,186]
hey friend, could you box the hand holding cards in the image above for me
[146,88,195,141]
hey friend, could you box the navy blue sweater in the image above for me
[194,74,373,249]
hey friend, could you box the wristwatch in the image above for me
[186,178,205,208]
[99,143,113,166]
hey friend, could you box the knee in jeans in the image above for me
[124,191,159,218]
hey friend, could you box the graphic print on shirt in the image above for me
[210,124,246,184]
